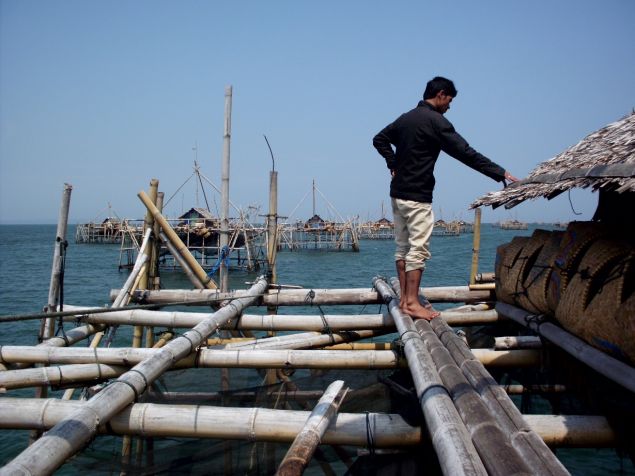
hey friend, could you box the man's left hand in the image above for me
[504,171,519,182]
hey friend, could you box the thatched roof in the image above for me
[179,207,215,220]
[471,111,635,209]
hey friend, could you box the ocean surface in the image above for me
[0,224,633,475]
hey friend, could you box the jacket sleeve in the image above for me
[437,118,506,182]
[373,124,397,170]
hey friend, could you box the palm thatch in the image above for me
[471,111,635,209]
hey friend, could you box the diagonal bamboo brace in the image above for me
[276,380,348,475]
[138,190,217,289]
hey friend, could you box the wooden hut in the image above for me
[471,111,635,221]
[177,207,219,228]
[469,111,635,472]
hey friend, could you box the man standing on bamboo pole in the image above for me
[373,76,518,320]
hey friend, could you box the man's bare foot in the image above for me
[402,302,441,321]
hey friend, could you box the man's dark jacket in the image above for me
[373,101,506,203]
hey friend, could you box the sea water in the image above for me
[0,224,632,475]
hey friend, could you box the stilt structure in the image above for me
[3,113,635,475]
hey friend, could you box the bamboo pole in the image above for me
[61,306,499,330]
[33,185,74,438]
[323,342,393,351]
[61,329,106,400]
[372,277,487,476]
[43,183,73,339]
[388,279,533,475]
[222,329,389,350]
[219,85,232,292]
[158,231,205,289]
[503,384,567,395]
[113,286,492,306]
[412,320,532,475]
[497,302,635,393]
[0,349,401,375]
[138,190,217,289]
[0,398,420,447]
[427,308,570,475]
[0,398,615,448]
[469,207,481,286]
[267,170,279,285]
[9,323,107,372]
[277,380,348,475]
[494,336,542,350]
[138,179,158,293]
[0,347,535,374]
[1,364,127,390]
[1,277,268,475]
[468,283,495,291]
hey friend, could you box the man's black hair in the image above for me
[423,76,458,99]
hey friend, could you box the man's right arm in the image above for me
[373,125,397,171]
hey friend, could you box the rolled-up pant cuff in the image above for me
[405,261,425,272]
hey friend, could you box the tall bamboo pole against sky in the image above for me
[220,86,232,292]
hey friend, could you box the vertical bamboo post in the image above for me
[469,208,482,285]
[219,88,234,476]
[151,191,164,290]
[220,85,232,293]
[43,183,73,339]
[127,187,156,476]
[265,169,279,387]
[34,184,72,442]
[267,170,279,285]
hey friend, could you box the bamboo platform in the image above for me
[2,179,634,475]
[3,266,633,474]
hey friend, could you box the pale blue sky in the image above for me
[1,0,634,224]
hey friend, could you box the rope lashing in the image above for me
[54,238,69,341]
[365,412,376,457]
[207,245,231,277]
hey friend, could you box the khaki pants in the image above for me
[391,198,434,272]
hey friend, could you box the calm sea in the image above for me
[0,224,632,475]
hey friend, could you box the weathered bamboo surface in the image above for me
[1,277,268,475]
[0,346,538,369]
[62,305,500,329]
[221,329,389,350]
[43,183,73,339]
[386,276,570,475]
[494,336,542,350]
[0,398,617,447]
[427,309,570,475]
[0,363,128,390]
[110,285,492,306]
[497,302,635,393]
[388,278,536,476]
[413,319,533,475]
[277,380,348,475]
[372,277,487,476]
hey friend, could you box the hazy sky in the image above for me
[1,0,634,224]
